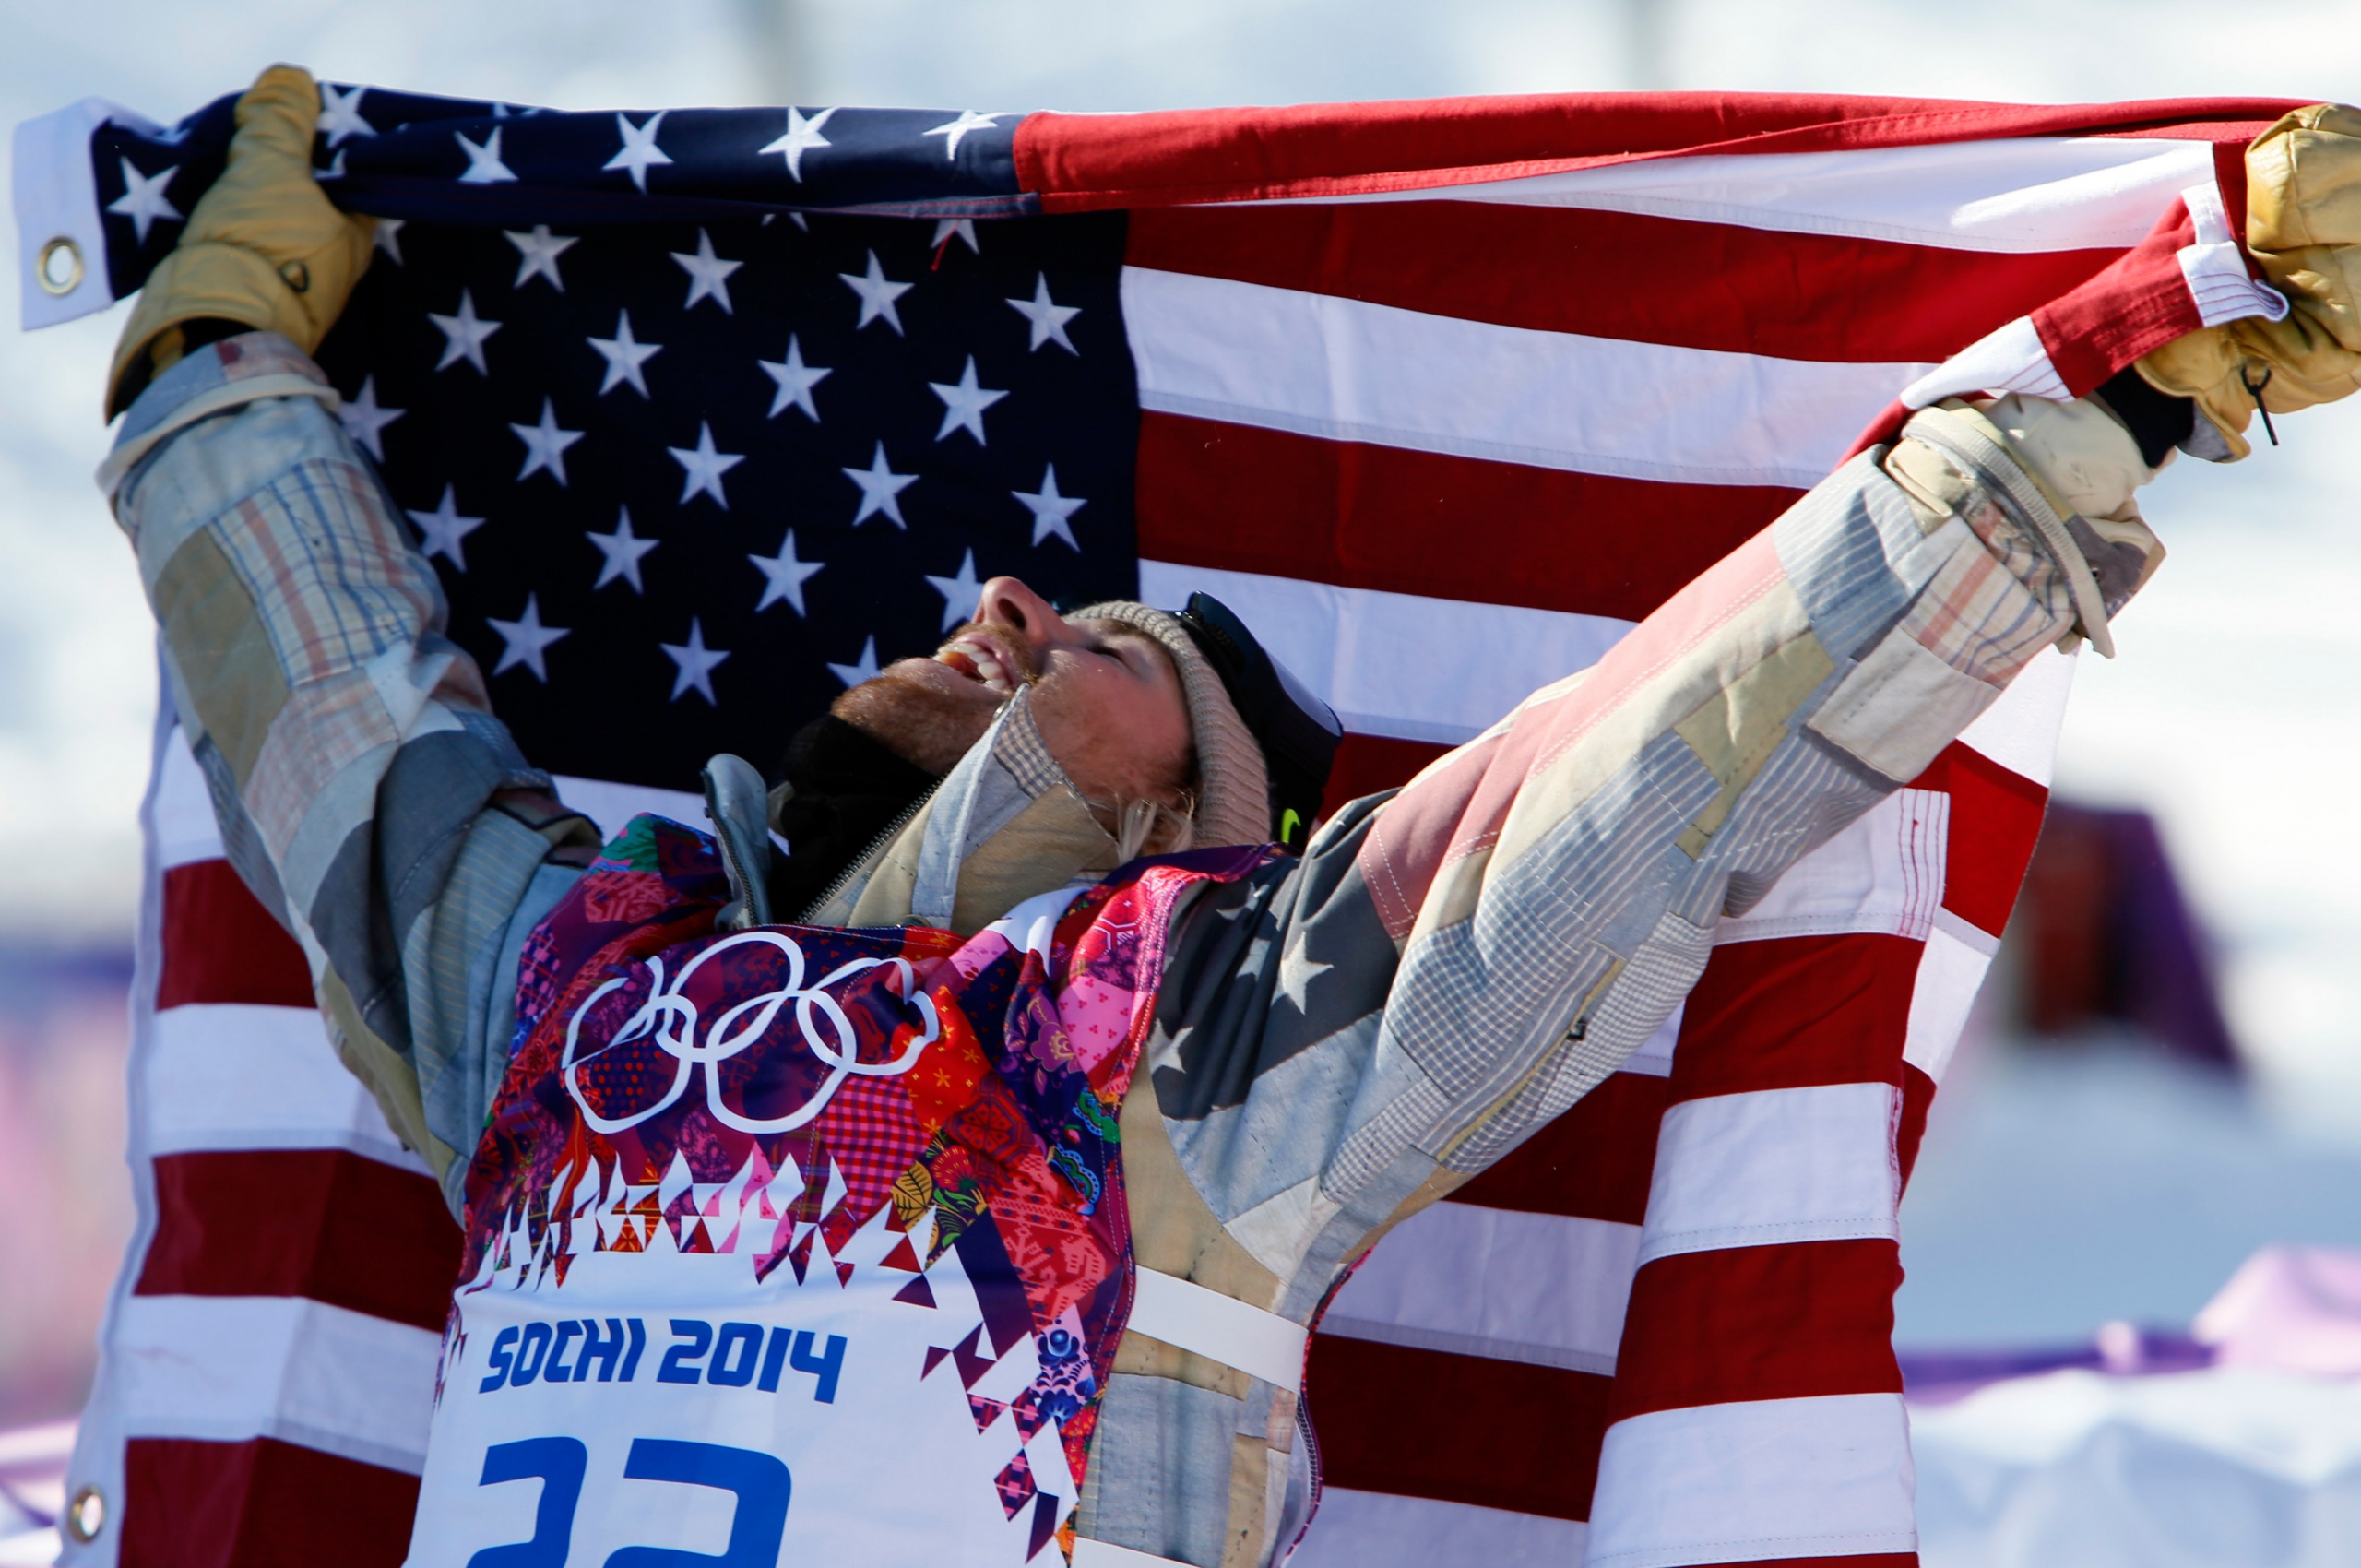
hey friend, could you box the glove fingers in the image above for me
[2129,102,2361,461]
[104,63,373,413]
[226,65,322,179]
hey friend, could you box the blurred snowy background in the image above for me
[5,0,2361,1561]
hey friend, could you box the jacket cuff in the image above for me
[99,329,337,498]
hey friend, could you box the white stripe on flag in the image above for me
[1583,1394,1917,1568]
[1136,561,1632,745]
[1322,1203,1642,1376]
[1958,641,2074,785]
[1275,137,2213,255]
[1621,1009,1681,1078]
[1903,920,1998,1087]
[1716,787,1948,945]
[2181,179,2295,328]
[160,741,716,872]
[109,1294,439,1474]
[1901,314,2072,409]
[1121,267,1928,489]
[552,774,706,843]
[155,730,225,870]
[1639,1083,1901,1265]
[1288,1489,1589,1568]
[147,1003,427,1171]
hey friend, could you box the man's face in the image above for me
[831,576,1192,806]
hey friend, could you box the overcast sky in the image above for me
[6,0,2361,1122]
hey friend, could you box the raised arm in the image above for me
[1145,160,2361,1321]
[104,68,595,1207]
[1135,389,2165,1303]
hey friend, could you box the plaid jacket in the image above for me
[109,330,2102,1567]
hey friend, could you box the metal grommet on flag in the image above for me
[63,1482,106,1543]
[37,235,83,297]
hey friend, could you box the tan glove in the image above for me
[106,64,375,418]
[2139,103,2361,459]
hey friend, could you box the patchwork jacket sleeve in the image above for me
[1100,400,2139,1562]
[106,330,594,1207]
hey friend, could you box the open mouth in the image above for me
[933,631,1021,695]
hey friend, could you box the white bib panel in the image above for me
[404,1204,1076,1568]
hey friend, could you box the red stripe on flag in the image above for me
[122,1435,419,1568]
[1323,733,1450,821]
[1306,1335,1610,1522]
[1451,1069,1670,1226]
[1919,742,2050,938]
[1136,412,1792,621]
[158,859,313,1010]
[1668,934,1921,1103]
[1607,1241,1904,1422]
[1019,97,2294,210]
[1129,203,2120,364]
[2033,199,2206,395]
[136,1149,459,1333]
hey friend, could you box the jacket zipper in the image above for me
[795,779,938,926]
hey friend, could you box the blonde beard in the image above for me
[828,668,1002,775]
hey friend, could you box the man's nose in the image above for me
[974,577,1074,652]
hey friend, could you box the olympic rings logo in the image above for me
[560,931,941,1135]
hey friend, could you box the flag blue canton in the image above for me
[95,87,1140,789]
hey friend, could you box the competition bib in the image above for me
[408,1193,1078,1568]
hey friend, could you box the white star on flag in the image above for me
[107,159,180,244]
[931,219,980,255]
[316,148,349,182]
[750,529,825,615]
[759,335,831,421]
[1013,465,1086,551]
[826,636,882,688]
[604,111,673,192]
[429,290,502,374]
[842,442,919,528]
[588,309,662,397]
[672,229,742,314]
[662,618,730,704]
[923,110,1007,159]
[669,422,744,506]
[455,126,517,184]
[512,397,584,484]
[316,83,374,147]
[406,484,486,569]
[505,224,577,291]
[588,506,659,592]
[924,549,987,632]
[840,250,913,335]
[373,217,405,265]
[487,594,568,680]
[1275,932,1335,1014]
[930,356,1008,444]
[1006,273,1081,354]
[338,375,404,460]
[759,105,836,181]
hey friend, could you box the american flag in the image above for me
[18,81,2299,1567]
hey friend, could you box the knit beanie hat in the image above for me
[1068,600,1272,849]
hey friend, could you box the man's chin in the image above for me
[829,658,1003,775]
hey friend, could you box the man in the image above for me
[99,65,2361,1568]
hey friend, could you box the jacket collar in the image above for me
[806,688,1121,934]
